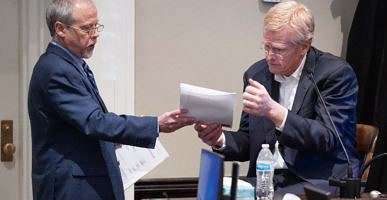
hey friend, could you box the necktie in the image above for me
[82,61,99,93]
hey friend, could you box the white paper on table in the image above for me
[179,83,236,127]
[115,139,169,189]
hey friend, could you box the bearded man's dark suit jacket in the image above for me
[221,47,360,191]
[28,42,158,200]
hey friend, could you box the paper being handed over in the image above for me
[179,83,236,127]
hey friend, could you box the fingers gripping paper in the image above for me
[179,83,236,127]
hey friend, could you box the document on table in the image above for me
[179,83,237,127]
[115,139,169,189]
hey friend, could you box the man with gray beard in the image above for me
[28,0,195,199]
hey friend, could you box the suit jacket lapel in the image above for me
[46,43,109,113]
[81,78,108,112]
[291,48,315,113]
[259,66,279,103]
[93,91,108,112]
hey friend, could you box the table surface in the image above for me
[135,177,387,200]
[147,193,387,200]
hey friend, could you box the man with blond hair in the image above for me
[194,1,359,194]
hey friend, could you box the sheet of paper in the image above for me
[179,83,236,127]
[115,139,169,189]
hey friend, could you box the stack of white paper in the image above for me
[115,139,169,189]
[179,83,236,127]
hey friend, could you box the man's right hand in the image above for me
[158,109,196,133]
[194,121,224,147]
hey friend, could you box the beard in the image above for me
[81,43,95,59]
[82,49,93,59]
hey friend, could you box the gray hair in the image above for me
[46,0,75,37]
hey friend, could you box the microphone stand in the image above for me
[307,71,361,198]
[230,162,240,200]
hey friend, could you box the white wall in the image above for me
[134,0,359,178]
[91,0,136,198]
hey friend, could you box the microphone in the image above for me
[306,68,361,198]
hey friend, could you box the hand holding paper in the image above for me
[194,122,224,147]
[158,109,196,133]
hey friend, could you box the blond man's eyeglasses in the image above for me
[261,44,290,60]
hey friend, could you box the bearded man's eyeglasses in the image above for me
[66,23,104,36]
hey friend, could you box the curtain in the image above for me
[346,0,387,192]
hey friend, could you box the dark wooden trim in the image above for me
[134,177,198,199]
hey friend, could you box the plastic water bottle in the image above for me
[256,144,274,200]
